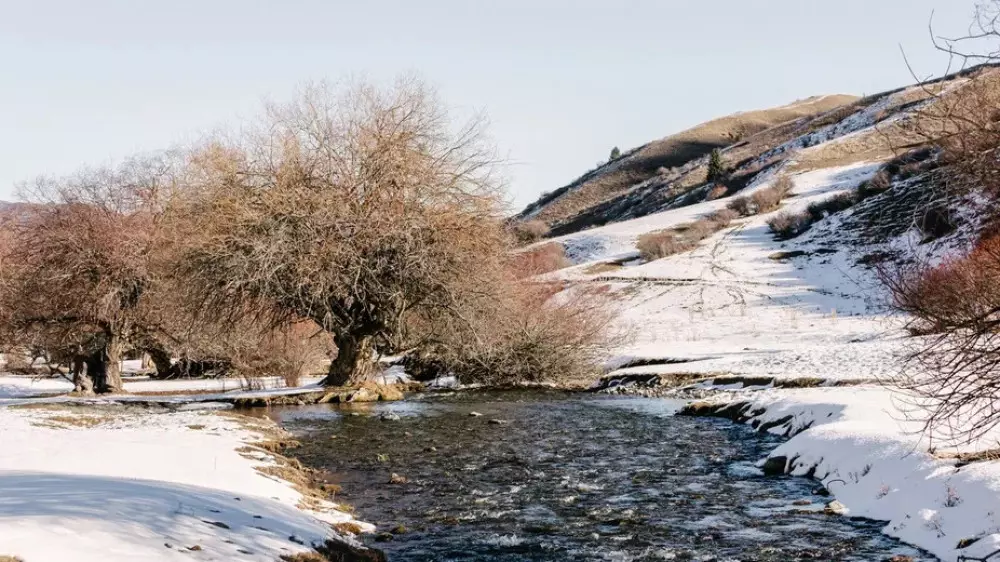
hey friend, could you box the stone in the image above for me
[488,419,509,425]
[377,385,405,401]
[380,412,401,422]
[469,411,483,417]
[348,387,379,403]
[389,473,408,484]
[760,456,787,475]
[824,500,848,515]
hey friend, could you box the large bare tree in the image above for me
[0,154,181,393]
[171,79,509,386]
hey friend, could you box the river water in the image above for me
[262,390,934,562]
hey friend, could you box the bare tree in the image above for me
[170,78,509,386]
[0,153,182,393]
[878,2,1000,442]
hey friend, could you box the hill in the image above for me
[518,65,1000,562]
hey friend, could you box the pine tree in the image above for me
[609,146,621,160]
[707,149,727,182]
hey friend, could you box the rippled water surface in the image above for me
[262,391,934,562]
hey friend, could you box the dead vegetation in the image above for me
[636,208,738,261]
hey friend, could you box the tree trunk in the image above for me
[94,333,125,394]
[147,347,175,380]
[71,352,95,396]
[323,333,375,387]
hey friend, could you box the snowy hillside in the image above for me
[515,66,1000,561]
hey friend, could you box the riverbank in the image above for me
[0,401,380,562]
[681,385,1000,561]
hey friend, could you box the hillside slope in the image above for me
[517,95,858,232]
[529,66,1000,561]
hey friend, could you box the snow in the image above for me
[716,387,1000,561]
[0,405,367,561]
[0,375,326,401]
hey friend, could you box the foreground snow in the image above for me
[709,386,1000,561]
[0,404,365,561]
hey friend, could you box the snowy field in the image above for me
[0,403,366,561]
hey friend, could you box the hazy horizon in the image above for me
[0,0,976,209]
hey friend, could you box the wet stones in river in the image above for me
[760,455,788,475]
[380,412,401,422]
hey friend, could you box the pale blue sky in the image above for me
[0,0,975,208]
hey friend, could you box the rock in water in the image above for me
[760,456,787,475]
[380,413,401,422]
[469,411,483,417]
[824,500,848,515]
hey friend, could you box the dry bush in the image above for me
[706,208,740,227]
[768,211,812,240]
[726,196,753,217]
[879,234,1000,443]
[418,282,618,386]
[512,242,572,277]
[636,230,694,261]
[509,219,550,245]
[771,174,795,197]
[170,79,509,387]
[706,184,728,201]
[228,321,332,387]
[857,170,893,200]
[806,191,858,221]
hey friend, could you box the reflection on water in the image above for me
[260,391,934,562]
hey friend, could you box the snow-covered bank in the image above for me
[685,386,1000,561]
[0,404,370,561]
[0,375,326,400]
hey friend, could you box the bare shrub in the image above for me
[512,242,573,277]
[706,184,728,201]
[771,174,795,197]
[879,234,1000,443]
[750,187,783,214]
[857,170,893,201]
[421,282,618,386]
[768,211,811,240]
[806,191,858,221]
[726,196,753,217]
[636,230,695,261]
[706,208,740,228]
[509,220,550,245]
[726,176,793,217]
[915,205,957,240]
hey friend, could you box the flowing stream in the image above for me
[261,390,935,562]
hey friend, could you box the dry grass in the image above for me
[509,219,550,245]
[0,556,24,562]
[636,230,695,261]
[583,262,624,275]
[512,241,573,277]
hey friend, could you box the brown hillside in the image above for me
[522,94,858,227]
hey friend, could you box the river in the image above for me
[260,390,934,561]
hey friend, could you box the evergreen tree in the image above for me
[707,149,727,182]
[609,146,621,160]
